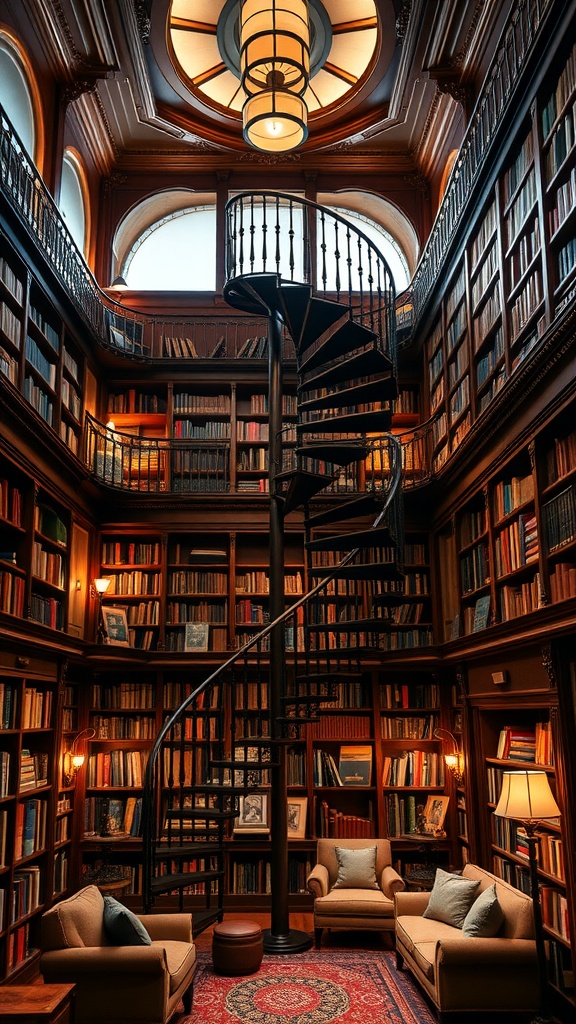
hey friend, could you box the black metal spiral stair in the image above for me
[141,194,405,951]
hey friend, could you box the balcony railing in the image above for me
[411,0,552,322]
[84,414,437,494]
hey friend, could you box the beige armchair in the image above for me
[306,838,405,947]
[40,886,197,1024]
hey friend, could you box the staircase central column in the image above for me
[263,309,312,954]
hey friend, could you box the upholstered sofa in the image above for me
[40,885,197,1024]
[395,863,539,1020]
[306,838,405,947]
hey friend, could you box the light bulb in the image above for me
[266,119,284,136]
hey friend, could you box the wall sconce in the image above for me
[90,577,111,643]
[434,727,464,785]
[63,728,96,786]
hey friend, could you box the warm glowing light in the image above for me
[240,0,310,152]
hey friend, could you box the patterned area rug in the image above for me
[179,949,436,1024]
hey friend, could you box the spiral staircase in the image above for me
[141,194,405,950]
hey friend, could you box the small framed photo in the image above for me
[184,622,210,652]
[234,793,269,833]
[287,796,307,839]
[423,795,450,834]
[102,607,129,646]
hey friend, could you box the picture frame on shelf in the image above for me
[184,621,210,652]
[234,793,269,833]
[287,796,307,839]
[102,607,129,646]
[423,795,450,834]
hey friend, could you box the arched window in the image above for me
[59,150,89,256]
[318,192,418,293]
[0,31,43,168]
[114,195,217,291]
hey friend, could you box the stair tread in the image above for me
[309,562,404,581]
[151,868,224,893]
[154,842,222,859]
[306,524,393,551]
[306,617,397,631]
[294,442,368,466]
[298,409,392,433]
[281,288,345,350]
[297,318,377,372]
[277,469,336,513]
[298,375,396,411]
[299,347,392,390]
[306,491,386,527]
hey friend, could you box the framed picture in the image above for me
[184,621,210,652]
[287,796,307,839]
[423,795,450,833]
[102,607,129,646]
[234,793,269,833]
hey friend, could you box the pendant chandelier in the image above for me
[240,0,310,152]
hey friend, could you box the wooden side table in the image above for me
[0,984,75,1024]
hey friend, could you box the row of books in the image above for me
[15,797,48,859]
[312,745,372,787]
[460,541,489,594]
[379,682,440,710]
[19,750,48,791]
[495,721,554,765]
[0,255,24,303]
[24,375,54,425]
[382,750,445,788]
[0,477,22,526]
[21,686,52,730]
[90,682,155,709]
[308,715,371,740]
[91,715,156,740]
[173,420,230,438]
[316,799,374,838]
[494,513,539,576]
[543,427,576,485]
[84,796,143,836]
[541,39,576,138]
[549,561,576,602]
[29,305,60,350]
[86,749,150,788]
[25,335,56,389]
[169,570,228,594]
[32,543,64,588]
[126,602,160,626]
[11,865,41,926]
[106,571,161,595]
[380,714,438,740]
[509,267,543,340]
[0,682,16,729]
[29,592,63,630]
[0,298,20,347]
[542,483,576,552]
[102,541,161,565]
[498,574,542,620]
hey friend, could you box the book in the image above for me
[339,744,372,786]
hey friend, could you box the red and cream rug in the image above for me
[179,950,436,1024]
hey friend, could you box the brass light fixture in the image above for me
[434,727,464,785]
[240,0,310,152]
[63,728,96,786]
[91,577,111,643]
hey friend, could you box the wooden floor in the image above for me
[194,912,394,952]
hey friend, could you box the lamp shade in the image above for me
[93,577,111,595]
[495,770,560,821]
[240,0,310,152]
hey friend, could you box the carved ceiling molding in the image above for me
[412,87,442,161]
[133,0,151,45]
[103,172,129,194]
[403,172,429,197]
[395,0,413,42]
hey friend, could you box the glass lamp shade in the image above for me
[240,0,310,95]
[93,577,111,595]
[240,0,310,152]
[243,90,308,151]
[495,770,561,821]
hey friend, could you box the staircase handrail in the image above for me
[225,191,397,376]
[142,433,402,904]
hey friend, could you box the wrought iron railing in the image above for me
[225,191,397,379]
[84,413,437,494]
[411,0,553,322]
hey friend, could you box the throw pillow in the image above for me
[462,883,504,937]
[422,868,480,928]
[103,895,152,946]
[332,846,379,889]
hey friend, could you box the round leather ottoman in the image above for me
[212,920,264,975]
